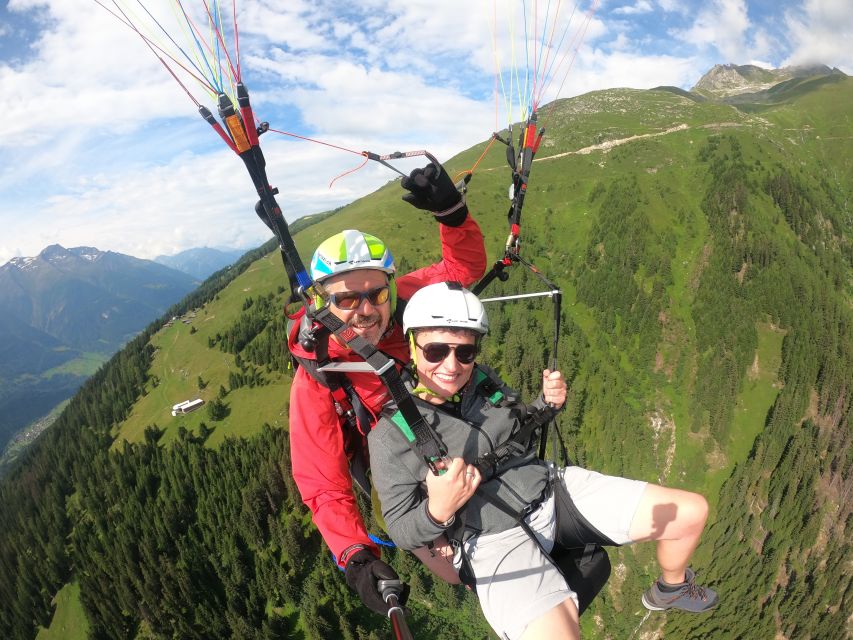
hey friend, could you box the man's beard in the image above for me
[349,313,385,344]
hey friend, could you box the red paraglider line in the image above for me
[232,0,241,81]
[200,0,239,84]
[97,0,212,104]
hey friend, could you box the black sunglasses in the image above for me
[328,285,390,311]
[415,341,478,364]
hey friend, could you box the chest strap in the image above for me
[474,404,557,480]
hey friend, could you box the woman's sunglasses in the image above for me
[328,285,390,311]
[416,341,478,364]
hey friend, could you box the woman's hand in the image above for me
[425,457,481,524]
[542,369,567,409]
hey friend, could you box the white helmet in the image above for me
[403,282,489,335]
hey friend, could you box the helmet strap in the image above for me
[411,383,461,405]
[312,281,329,310]
[408,333,418,364]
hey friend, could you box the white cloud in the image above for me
[613,1,654,16]
[0,136,412,262]
[656,0,686,13]
[255,51,492,145]
[676,0,752,63]
[0,1,209,150]
[2,0,847,266]
[569,47,699,95]
[783,0,853,72]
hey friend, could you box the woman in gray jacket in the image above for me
[368,283,718,640]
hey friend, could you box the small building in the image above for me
[171,398,205,416]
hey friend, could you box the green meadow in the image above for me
[115,252,291,447]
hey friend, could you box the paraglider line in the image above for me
[536,0,578,107]
[130,0,212,86]
[201,0,239,89]
[535,0,566,108]
[538,0,598,109]
[267,128,365,156]
[232,0,241,81]
[99,0,210,104]
[174,0,225,92]
[453,134,498,183]
[329,156,370,189]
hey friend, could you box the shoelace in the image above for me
[678,581,710,602]
[657,578,709,603]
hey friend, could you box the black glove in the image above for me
[345,549,409,616]
[401,163,468,227]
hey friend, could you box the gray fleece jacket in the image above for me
[368,365,550,550]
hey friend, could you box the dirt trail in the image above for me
[537,123,690,161]
[479,120,746,170]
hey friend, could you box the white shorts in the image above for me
[458,466,648,639]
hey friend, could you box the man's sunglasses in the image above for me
[415,341,478,365]
[328,285,390,311]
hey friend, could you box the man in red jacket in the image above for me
[287,163,486,615]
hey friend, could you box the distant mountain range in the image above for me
[0,245,199,453]
[154,246,246,280]
[691,63,844,98]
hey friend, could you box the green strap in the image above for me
[474,369,504,405]
[391,411,416,443]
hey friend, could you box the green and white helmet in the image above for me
[403,282,489,335]
[309,229,396,283]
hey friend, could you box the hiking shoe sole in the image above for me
[642,568,719,613]
[642,592,719,612]
[642,592,668,611]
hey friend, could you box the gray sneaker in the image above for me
[642,568,719,613]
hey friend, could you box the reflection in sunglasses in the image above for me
[329,286,390,310]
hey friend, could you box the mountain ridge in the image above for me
[154,246,246,280]
[0,244,199,352]
[0,244,200,455]
[690,62,845,98]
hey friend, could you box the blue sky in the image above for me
[0,0,850,265]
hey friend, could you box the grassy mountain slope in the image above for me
[3,74,850,640]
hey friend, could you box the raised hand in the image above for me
[401,163,468,226]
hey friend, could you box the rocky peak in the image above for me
[691,63,838,98]
[38,244,73,262]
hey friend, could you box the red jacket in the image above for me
[287,215,486,564]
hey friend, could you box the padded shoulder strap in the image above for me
[387,405,447,472]
[473,367,506,406]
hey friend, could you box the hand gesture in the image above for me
[401,163,468,225]
[542,369,567,409]
[425,457,480,524]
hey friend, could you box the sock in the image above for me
[658,576,687,592]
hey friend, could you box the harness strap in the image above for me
[474,404,557,480]
[312,304,448,470]
[473,368,505,405]
[387,366,516,481]
[297,324,363,432]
